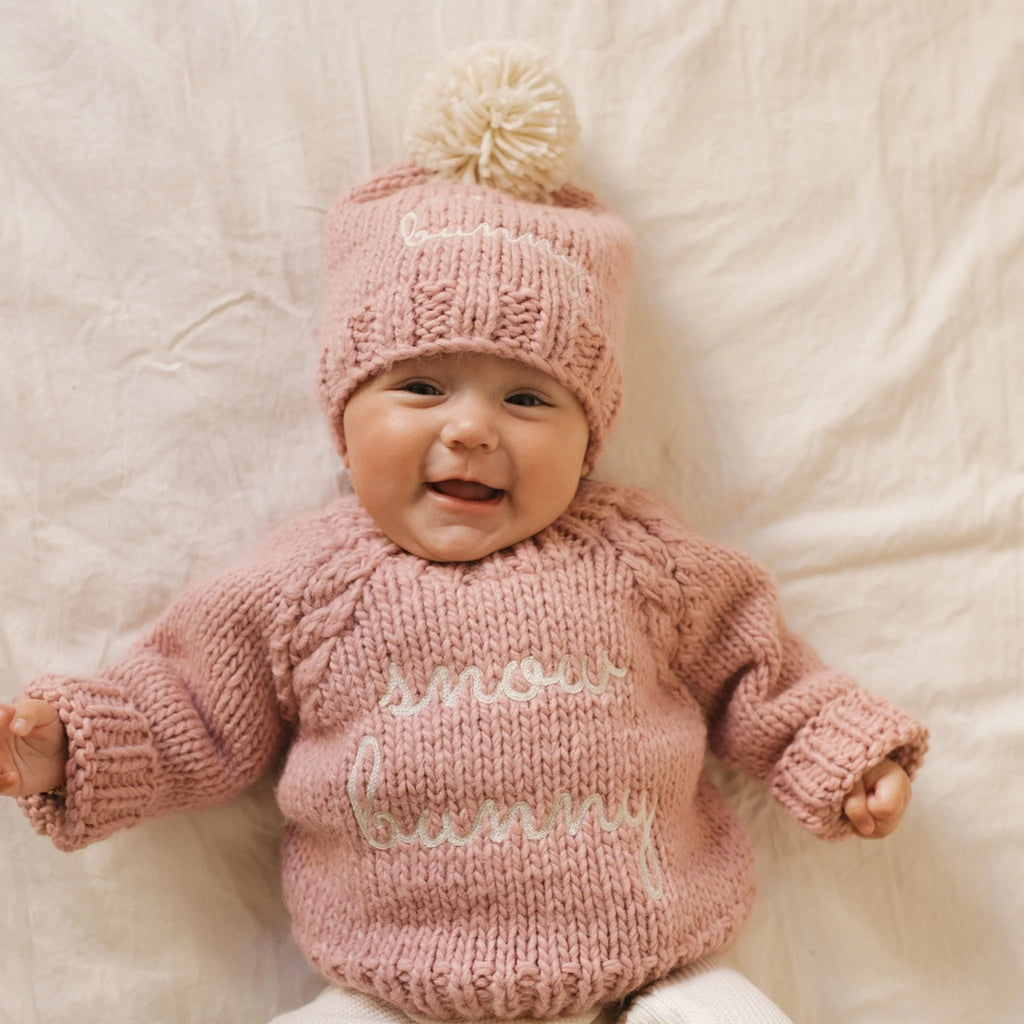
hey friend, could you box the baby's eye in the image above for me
[506,392,547,408]
[401,380,442,396]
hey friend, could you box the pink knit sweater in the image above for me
[21,480,927,1021]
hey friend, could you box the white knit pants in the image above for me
[267,960,795,1024]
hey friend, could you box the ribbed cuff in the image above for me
[17,675,157,852]
[770,688,928,841]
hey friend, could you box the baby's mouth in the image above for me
[429,480,505,502]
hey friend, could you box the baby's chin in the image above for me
[388,522,539,564]
[395,536,518,564]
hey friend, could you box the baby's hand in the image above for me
[0,699,67,798]
[843,757,911,839]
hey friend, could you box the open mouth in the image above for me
[428,479,506,503]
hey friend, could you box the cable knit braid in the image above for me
[20,480,927,1021]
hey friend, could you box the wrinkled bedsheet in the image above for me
[1,2,1021,1022]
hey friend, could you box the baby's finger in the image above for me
[866,770,910,833]
[10,698,55,735]
[843,779,875,836]
[9,716,31,737]
[0,705,20,742]
[868,771,900,811]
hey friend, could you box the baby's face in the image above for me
[342,352,590,562]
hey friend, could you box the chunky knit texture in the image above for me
[317,162,634,467]
[20,481,927,1021]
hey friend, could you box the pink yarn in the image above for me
[20,480,928,1021]
[316,163,635,467]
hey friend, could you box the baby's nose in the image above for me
[439,396,499,451]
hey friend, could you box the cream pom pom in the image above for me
[404,41,579,202]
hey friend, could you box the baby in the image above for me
[0,43,926,1024]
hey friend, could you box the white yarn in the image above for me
[404,41,579,202]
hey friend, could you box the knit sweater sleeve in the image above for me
[638,502,928,841]
[16,510,332,852]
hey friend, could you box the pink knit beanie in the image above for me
[317,42,635,466]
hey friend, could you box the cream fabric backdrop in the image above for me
[2,2,1021,1022]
